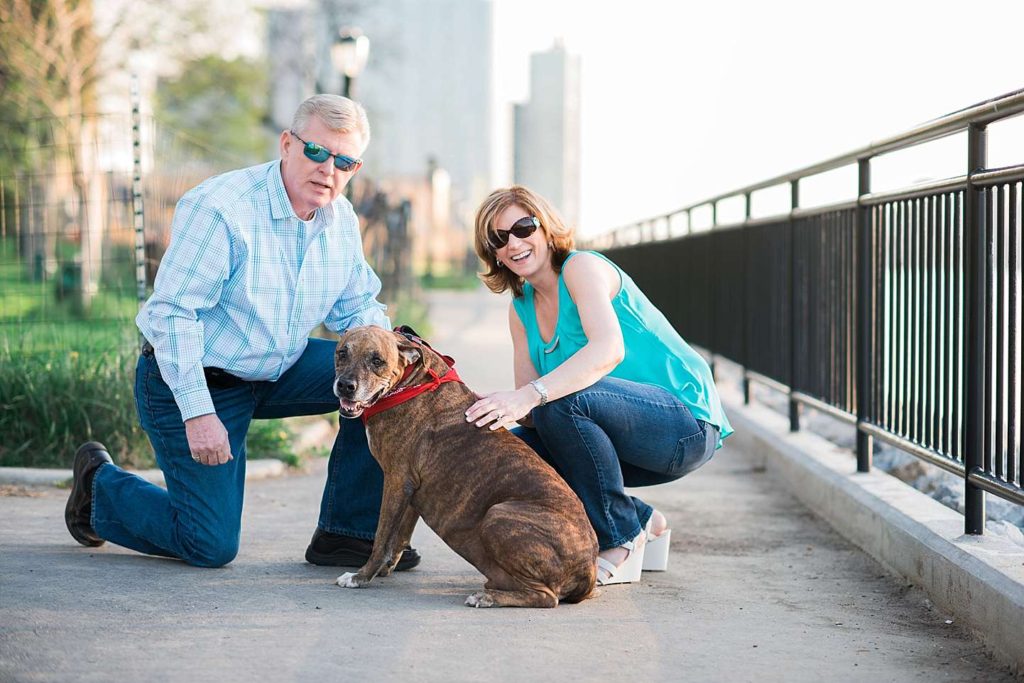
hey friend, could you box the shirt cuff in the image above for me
[173,386,216,422]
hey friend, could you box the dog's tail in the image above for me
[560,561,598,604]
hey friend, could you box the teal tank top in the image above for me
[512,250,733,446]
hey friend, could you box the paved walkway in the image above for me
[0,288,1014,682]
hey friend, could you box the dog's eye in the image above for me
[371,356,385,368]
[337,347,348,358]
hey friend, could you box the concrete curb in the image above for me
[723,395,1024,674]
[0,458,287,488]
[0,418,335,489]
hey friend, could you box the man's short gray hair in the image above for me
[291,94,371,151]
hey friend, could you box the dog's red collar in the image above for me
[360,355,462,423]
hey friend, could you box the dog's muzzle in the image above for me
[334,378,387,419]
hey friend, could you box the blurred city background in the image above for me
[1,0,1022,469]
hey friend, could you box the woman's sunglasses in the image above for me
[490,215,540,250]
[290,131,361,172]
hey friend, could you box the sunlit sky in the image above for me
[119,0,1024,237]
[491,0,1024,236]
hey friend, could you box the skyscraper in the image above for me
[267,0,495,274]
[513,41,581,228]
[355,0,494,214]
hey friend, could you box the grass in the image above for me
[0,242,156,467]
[0,241,412,469]
[0,342,312,469]
[0,345,151,468]
[420,271,482,291]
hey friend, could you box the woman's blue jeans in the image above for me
[90,338,382,567]
[513,376,719,550]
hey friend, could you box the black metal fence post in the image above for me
[965,123,988,535]
[709,201,718,382]
[789,180,801,431]
[593,89,1024,517]
[743,192,752,405]
[856,158,874,472]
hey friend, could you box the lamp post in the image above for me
[331,28,370,99]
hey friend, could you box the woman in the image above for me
[465,186,733,586]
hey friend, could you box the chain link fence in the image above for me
[0,111,415,467]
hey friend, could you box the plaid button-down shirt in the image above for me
[137,160,389,421]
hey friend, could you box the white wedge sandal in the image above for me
[642,516,671,572]
[596,529,646,586]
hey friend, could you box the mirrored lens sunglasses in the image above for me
[290,130,361,172]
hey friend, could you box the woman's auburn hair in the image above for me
[473,185,575,298]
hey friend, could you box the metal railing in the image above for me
[591,88,1024,534]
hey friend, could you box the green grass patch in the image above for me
[0,242,416,469]
[420,271,482,291]
[0,343,308,469]
[0,346,150,468]
[245,419,302,467]
[389,294,432,338]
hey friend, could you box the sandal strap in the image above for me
[596,556,618,582]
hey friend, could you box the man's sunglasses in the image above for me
[490,215,540,250]
[290,131,361,172]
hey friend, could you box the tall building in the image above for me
[513,42,581,228]
[266,0,494,273]
[355,0,494,214]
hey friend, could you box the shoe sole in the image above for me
[642,529,670,571]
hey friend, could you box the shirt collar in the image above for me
[268,161,339,225]
[268,161,294,220]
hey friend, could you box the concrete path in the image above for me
[0,288,1015,682]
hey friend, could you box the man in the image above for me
[64,94,420,570]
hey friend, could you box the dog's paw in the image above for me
[336,572,362,588]
[465,591,495,608]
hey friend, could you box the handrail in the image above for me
[601,88,1024,240]
[596,88,1024,534]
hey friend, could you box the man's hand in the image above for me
[184,414,233,466]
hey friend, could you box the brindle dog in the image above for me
[332,326,597,608]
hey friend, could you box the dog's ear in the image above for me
[395,333,422,366]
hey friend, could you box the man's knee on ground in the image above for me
[182,536,239,568]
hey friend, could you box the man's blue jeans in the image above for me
[512,376,719,551]
[91,338,381,567]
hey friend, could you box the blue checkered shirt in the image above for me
[137,160,389,421]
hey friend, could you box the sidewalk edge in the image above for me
[724,396,1024,675]
[0,458,286,487]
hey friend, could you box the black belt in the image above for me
[141,340,247,389]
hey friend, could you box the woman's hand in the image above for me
[466,387,539,431]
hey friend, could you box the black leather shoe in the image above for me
[65,441,113,547]
[305,528,421,570]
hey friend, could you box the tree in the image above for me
[155,55,272,166]
[0,0,104,302]
[0,0,270,303]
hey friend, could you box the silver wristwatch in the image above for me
[528,379,549,407]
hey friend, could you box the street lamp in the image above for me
[331,28,370,99]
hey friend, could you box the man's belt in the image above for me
[141,340,247,389]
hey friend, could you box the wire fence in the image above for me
[0,110,415,467]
